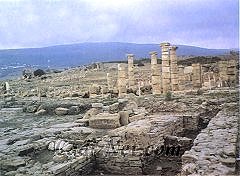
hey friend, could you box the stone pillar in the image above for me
[106,73,113,90]
[178,65,185,91]
[192,63,202,89]
[5,82,10,94]
[227,60,237,87]
[160,42,171,93]
[218,61,228,87]
[169,46,179,91]
[127,54,135,89]
[150,51,161,95]
[117,64,127,96]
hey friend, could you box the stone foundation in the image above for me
[181,103,239,175]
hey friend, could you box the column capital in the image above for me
[160,42,170,47]
[149,51,157,55]
[126,54,134,57]
[169,46,178,51]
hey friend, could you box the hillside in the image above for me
[0,42,233,80]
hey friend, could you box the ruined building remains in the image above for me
[150,51,161,95]
[127,54,135,89]
[117,64,127,96]
[115,42,238,96]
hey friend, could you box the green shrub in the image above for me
[165,91,172,101]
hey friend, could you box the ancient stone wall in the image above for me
[181,103,239,175]
[95,115,185,175]
[48,155,95,176]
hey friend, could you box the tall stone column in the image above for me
[169,46,179,91]
[218,61,228,87]
[127,54,135,89]
[178,65,185,91]
[106,73,113,90]
[117,64,127,96]
[150,51,161,94]
[192,63,202,89]
[160,42,171,93]
[227,60,237,87]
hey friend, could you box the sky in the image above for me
[0,0,239,49]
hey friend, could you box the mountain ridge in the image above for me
[0,42,233,68]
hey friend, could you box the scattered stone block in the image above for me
[92,103,103,108]
[35,109,47,115]
[119,111,129,126]
[1,157,26,171]
[129,113,145,123]
[83,108,102,119]
[54,107,69,115]
[89,113,120,129]
[68,106,79,115]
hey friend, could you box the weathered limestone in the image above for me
[106,73,113,90]
[5,82,10,94]
[227,60,237,87]
[192,63,202,89]
[150,51,161,94]
[117,64,127,96]
[54,107,69,116]
[96,115,185,175]
[181,105,239,175]
[169,46,179,91]
[89,113,121,129]
[178,65,186,91]
[217,60,237,87]
[160,42,171,93]
[127,54,135,89]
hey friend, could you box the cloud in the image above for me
[0,0,238,49]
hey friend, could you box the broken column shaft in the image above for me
[160,42,171,93]
[117,64,127,96]
[192,63,202,89]
[169,46,179,91]
[127,54,135,89]
[150,51,161,94]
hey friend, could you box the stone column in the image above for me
[169,46,179,91]
[150,51,161,94]
[127,54,135,89]
[117,64,127,96]
[192,63,202,89]
[178,65,185,91]
[218,61,228,87]
[160,42,171,93]
[106,73,113,90]
[227,60,237,87]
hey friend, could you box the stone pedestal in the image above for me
[117,64,127,96]
[192,63,202,89]
[127,54,135,89]
[150,51,161,95]
[160,42,171,93]
[169,46,179,91]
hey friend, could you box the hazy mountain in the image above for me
[0,42,231,67]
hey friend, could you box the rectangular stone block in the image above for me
[89,113,120,129]
[162,67,170,73]
[129,113,145,123]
